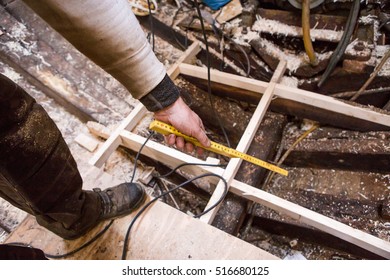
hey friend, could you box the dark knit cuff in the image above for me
[139,74,180,112]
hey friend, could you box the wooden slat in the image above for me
[178,63,390,127]
[200,60,287,224]
[229,180,390,259]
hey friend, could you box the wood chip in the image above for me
[75,133,100,152]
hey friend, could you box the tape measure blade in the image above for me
[150,120,288,176]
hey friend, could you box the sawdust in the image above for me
[253,15,343,43]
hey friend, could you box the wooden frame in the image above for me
[90,41,390,259]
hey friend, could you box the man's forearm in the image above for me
[23,0,167,101]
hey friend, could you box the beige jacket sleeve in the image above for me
[22,0,166,100]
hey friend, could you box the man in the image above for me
[0,0,210,240]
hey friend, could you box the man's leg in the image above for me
[0,74,145,239]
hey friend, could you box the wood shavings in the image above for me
[251,38,332,73]
[375,45,390,77]
[253,15,343,43]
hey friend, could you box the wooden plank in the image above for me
[74,134,100,152]
[281,128,390,172]
[180,75,390,131]
[0,7,128,124]
[5,203,277,260]
[120,131,222,178]
[200,60,287,224]
[5,168,277,260]
[212,112,287,235]
[229,180,390,259]
[178,63,390,128]
[215,0,243,24]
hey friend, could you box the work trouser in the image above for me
[0,73,101,239]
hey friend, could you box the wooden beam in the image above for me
[281,128,390,172]
[178,63,390,129]
[212,112,287,235]
[200,60,287,224]
[0,7,128,124]
[230,180,390,259]
[180,75,390,131]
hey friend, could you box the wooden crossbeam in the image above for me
[200,60,287,224]
[179,63,390,127]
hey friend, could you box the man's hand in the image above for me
[154,97,210,155]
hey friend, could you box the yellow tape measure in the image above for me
[149,120,288,176]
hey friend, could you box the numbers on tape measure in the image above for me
[149,120,288,176]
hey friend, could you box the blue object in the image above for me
[202,0,231,10]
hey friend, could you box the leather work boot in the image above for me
[0,73,145,240]
[36,182,146,240]
[94,182,146,221]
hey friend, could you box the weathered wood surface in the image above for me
[181,72,390,132]
[281,127,390,172]
[249,166,390,259]
[257,8,348,32]
[249,215,385,260]
[0,2,133,125]
[211,111,286,236]
[5,204,278,260]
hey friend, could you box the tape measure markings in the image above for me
[149,120,288,176]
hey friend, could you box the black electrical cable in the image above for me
[19,130,227,259]
[44,220,114,259]
[5,219,115,259]
[121,170,228,260]
[33,132,155,259]
[211,22,251,77]
[379,18,390,30]
[170,6,190,51]
[130,132,155,184]
[121,130,229,259]
[192,0,231,148]
[317,0,360,88]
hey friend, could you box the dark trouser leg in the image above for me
[0,73,101,239]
